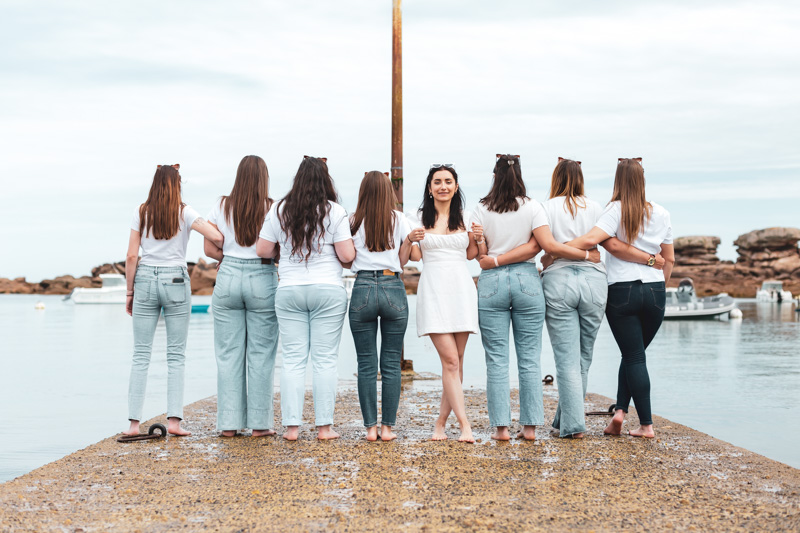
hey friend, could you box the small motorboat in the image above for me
[65,274,127,304]
[756,280,793,303]
[665,278,737,320]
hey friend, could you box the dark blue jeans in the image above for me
[348,271,409,427]
[604,280,666,426]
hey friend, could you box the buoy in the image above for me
[730,308,743,320]
[34,302,45,310]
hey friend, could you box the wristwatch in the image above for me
[647,255,656,267]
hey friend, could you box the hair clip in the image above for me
[508,160,515,166]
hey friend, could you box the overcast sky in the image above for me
[2,0,799,281]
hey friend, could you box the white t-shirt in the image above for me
[207,198,262,259]
[595,201,673,284]
[131,204,200,267]
[259,201,351,287]
[469,198,548,265]
[542,196,606,274]
[351,211,411,274]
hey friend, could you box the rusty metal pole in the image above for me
[392,0,413,373]
[391,0,403,209]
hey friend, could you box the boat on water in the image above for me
[65,274,127,304]
[756,280,793,303]
[665,278,737,320]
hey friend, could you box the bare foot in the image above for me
[283,426,299,441]
[629,425,655,438]
[365,426,378,442]
[516,425,536,441]
[123,420,140,436]
[458,427,475,443]
[604,410,625,436]
[380,425,397,442]
[491,426,511,441]
[252,429,276,437]
[317,425,340,440]
[431,421,448,441]
[220,430,237,438]
[167,418,191,437]
[570,432,585,439]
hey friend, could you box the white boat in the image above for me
[664,278,737,320]
[756,280,793,303]
[66,274,127,304]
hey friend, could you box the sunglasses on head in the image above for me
[618,157,643,165]
[157,164,180,170]
[558,157,581,166]
[496,154,520,166]
[304,155,328,163]
[430,163,454,170]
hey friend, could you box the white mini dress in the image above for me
[415,231,479,337]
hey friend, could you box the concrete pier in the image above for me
[1,386,798,531]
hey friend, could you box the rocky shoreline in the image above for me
[1,386,798,531]
[2,227,798,298]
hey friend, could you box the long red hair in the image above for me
[139,164,184,239]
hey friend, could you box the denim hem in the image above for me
[380,421,395,427]
[364,422,378,428]
[282,419,303,427]
[314,419,334,427]
[518,420,544,427]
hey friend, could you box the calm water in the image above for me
[1,294,799,482]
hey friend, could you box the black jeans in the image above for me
[604,280,666,425]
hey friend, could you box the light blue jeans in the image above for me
[129,264,191,421]
[212,258,279,431]
[542,266,608,437]
[275,284,348,427]
[477,262,546,428]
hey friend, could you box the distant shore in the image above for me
[1,385,798,531]
[3,227,800,298]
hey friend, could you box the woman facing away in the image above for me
[565,158,674,438]
[256,156,356,441]
[204,155,278,438]
[473,154,602,441]
[344,171,418,442]
[539,158,662,438]
[409,164,481,443]
[124,164,224,437]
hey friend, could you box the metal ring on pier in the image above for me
[116,423,167,443]
[542,374,554,385]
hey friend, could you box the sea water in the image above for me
[1,294,798,482]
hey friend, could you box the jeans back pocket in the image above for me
[134,279,152,303]
[478,273,499,299]
[349,284,372,312]
[607,283,631,308]
[163,280,188,304]
[650,286,666,311]
[381,282,408,312]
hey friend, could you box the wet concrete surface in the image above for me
[1,383,798,532]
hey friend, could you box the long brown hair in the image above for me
[277,156,339,261]
[350,171,396,252]
[612,158,651,242]
[549,157,586,217]
[139,164,184,239]
[221,155,272,247]
[480,154,527,213]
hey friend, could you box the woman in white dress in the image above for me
[409,164,482,443]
